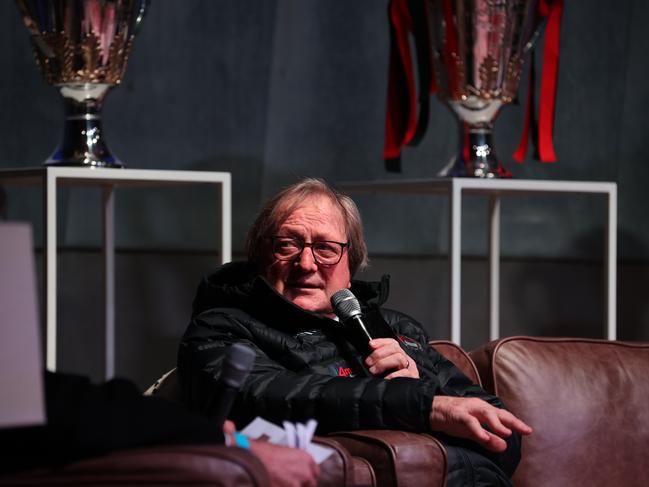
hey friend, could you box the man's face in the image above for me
[262,195,352,317]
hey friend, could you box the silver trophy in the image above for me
[16,0,149,168]
[431,0,538,178]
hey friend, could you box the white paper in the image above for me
[283,420,297,448]
[241,416,287,444]
[240,416,334,464]
[304,419,318,445]
[307,441,335,464]
[296,421,306,449]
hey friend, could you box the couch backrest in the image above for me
[471,336,649,487]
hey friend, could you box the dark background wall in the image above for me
[1,0,648,388]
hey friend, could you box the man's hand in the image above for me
[429,396,533,452]
[250,440,320,487]
[365,338,419,379]
[224,421,319,487]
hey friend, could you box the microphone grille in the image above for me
[330,288,362,320]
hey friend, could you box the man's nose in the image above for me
[294,247,318,271]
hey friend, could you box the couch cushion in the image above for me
[471,337,649,487]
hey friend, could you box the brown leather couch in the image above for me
[5,337,646,486]
[331,337,649,487]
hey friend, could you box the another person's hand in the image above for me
[223,420,236,435]
[250,440,320,487]
[429,396,533,452]
[365,338,419,379]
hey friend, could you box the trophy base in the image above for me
[437,155,512,179]
[44,142,125,169]
[438,126,512,179]
[44,84,125,169]
[43,159,125,169]
[45,139,124,168]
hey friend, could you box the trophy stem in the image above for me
[438,123,512,179]
[46,84,123,168]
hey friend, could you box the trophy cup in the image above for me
[431,0,538,178]
[15,0,149,168]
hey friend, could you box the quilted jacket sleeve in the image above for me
[178,309,437,434]
[381,309,522,477]
[381,309,505,405]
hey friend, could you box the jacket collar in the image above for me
[194,261,391,332]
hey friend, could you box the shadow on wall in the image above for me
[54,250,221,389]
[569,227,649,341]
[504,227,649,342]
[504,226,607,339]
[616,230,649,341]
[186,154,264,251]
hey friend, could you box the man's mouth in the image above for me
[288,282,321,290]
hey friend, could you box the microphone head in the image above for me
[330,288,362,321]
[220,343,256,389]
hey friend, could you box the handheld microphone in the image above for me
[210,343,256,427]
[331,289,373,348]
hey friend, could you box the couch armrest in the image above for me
[314,436,376,486]
[0,445,270,486]
[329,430,447,487]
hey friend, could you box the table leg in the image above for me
[605,187,617,340]
[221,177,232,264]
[102,186,115,379]
[488,195,501,341]
[44,171,57,371]
[450,183,462,345]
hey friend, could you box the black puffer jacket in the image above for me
[178,262,512,432]
[178,262,522,477]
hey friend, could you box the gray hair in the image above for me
[246,178,369,275]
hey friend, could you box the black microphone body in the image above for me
[209,343,255,427]
[345,314,373,343]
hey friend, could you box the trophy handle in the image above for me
[523,17,547,54]
[130,0,151,37]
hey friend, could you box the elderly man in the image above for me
[178,178,531,486]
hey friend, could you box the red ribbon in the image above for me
[513,0,563,163]
[512,56,534,163]
[383,0,417,160]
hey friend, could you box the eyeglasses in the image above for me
[269,236,349,266]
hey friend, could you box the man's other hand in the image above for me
[250,440,320,487]
[429,396,533,452]
[365,338,419,379]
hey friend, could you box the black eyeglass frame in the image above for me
[268,236,350,266]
